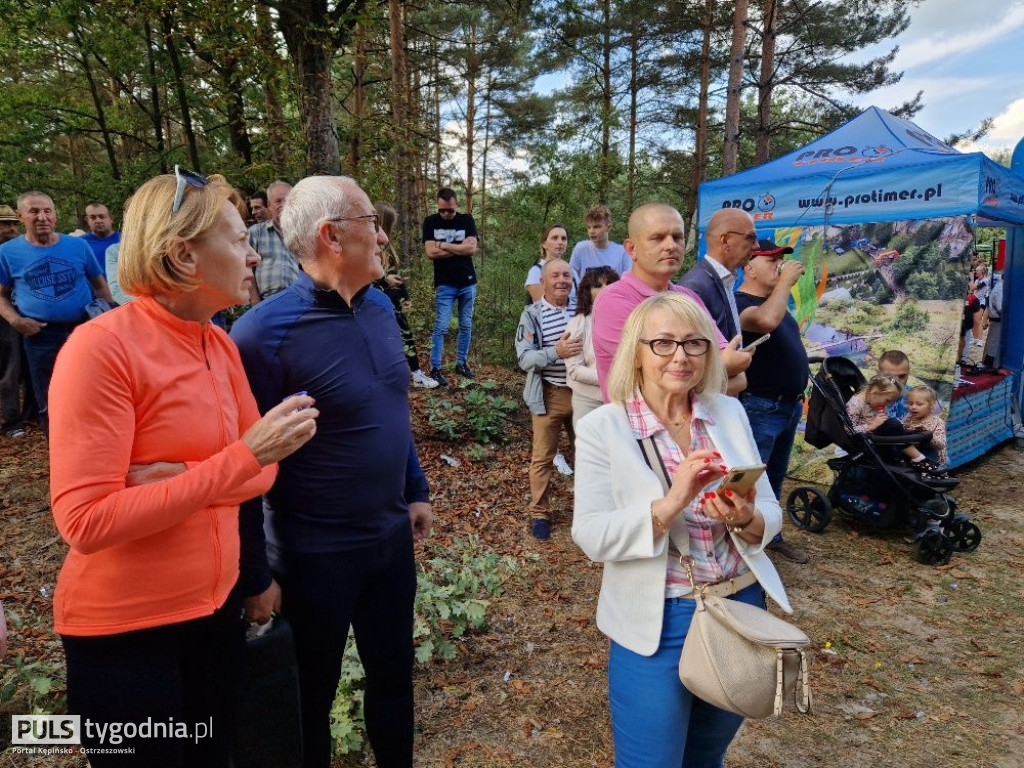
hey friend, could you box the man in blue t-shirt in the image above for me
[0,192,112,430]
[81,202,120,267]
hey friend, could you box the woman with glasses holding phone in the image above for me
[572,292,791,768]
[48,169,319,767]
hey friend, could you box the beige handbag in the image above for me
[639,438,813,719]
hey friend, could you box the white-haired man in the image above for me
[247,180,300,300]
[231,175,431,768]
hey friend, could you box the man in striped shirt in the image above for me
[515,259,582,540]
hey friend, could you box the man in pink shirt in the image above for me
[593,203,751,400]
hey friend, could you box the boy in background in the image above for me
[568,205,631,284]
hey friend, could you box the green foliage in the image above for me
[889,299,928,333]
[329,536,516,755]
[426,381,517,443]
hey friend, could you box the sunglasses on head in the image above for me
[172,165,208,214]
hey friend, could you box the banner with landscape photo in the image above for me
[770,216,974,482]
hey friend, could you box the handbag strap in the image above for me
[637,437,691,560]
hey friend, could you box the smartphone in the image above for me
[718,464,767,496]
[745,333,771,351]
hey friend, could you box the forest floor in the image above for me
[1,366,1022,768]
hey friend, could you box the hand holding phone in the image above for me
[744,333,771,351]
[717,463,767,497]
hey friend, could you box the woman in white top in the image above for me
[572,292,790,768]
[525,224,576,310]
[565,265,619,428]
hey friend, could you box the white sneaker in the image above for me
[553,452,573,476]
[412,370,439,389]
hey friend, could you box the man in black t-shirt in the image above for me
[735,239,810,564]
[422,188,478,385]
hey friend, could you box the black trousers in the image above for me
[277,522,416,768]
[61,591,244,768]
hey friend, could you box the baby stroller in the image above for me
[786,356,982,566]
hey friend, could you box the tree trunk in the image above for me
[688,0,715,218]
[224,58,253,167]
[480,79,491,251]
[388,0,415,261]
[464,21,477,213]
[143,20,167,174]
[161,12,201,171]
[349,23,366,178]
[432,40,442,188]
[755,0,778,164]
[72,28,121,180]
[722,0,748,176]
[599,0,613,203]
[256,4,288,173]
[627,22,638,212]
[276,7,342,176]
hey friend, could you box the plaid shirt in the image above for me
[625,392,748,597]
[248,221,300,299]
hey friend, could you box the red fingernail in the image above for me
[704,492,715,499]
[725,490,734,498]
[719,464,727,471]
[704,458,711,464]
[713,451,722,457]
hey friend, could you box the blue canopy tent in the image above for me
[696,106,1024,461]
[697,106,1024,230]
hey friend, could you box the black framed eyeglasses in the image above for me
[172,165,208,214]
[325,213,381,233]
[725,230,758,244]
[639,337,711,357]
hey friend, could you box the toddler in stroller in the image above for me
[845,374,947,481]
[789,356,981,565]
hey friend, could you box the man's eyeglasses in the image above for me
[726,230,758,244]
[438,207,456,216]
[325,213,381,233]
[172,165,208,214]
[639,337,711,357]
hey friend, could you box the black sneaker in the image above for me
[429,367,449,387]
[455,362,475,379]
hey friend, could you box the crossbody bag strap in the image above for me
[637,437,690,559]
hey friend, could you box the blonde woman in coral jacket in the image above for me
[48,170,318,767]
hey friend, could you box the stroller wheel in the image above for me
[919,497,954,524]
[915,529,953,566]
[945,515,982,552]
[786,487,832,532]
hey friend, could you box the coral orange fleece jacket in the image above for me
[48,296,277,636]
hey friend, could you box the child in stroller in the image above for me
[845,374,947,481]
[902,384,947,466]
[790,356,981,565]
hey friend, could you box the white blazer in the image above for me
[572,396,792,656]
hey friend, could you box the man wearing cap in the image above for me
[735,238,809,564]
[0,192,112,432]
[0,205,26,437]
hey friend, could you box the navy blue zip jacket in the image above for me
[231,272,430,595]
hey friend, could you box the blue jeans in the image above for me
[430,283,476,370]
[740,393,804,543]
[23,324,76,432]
[608,583,764,768]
